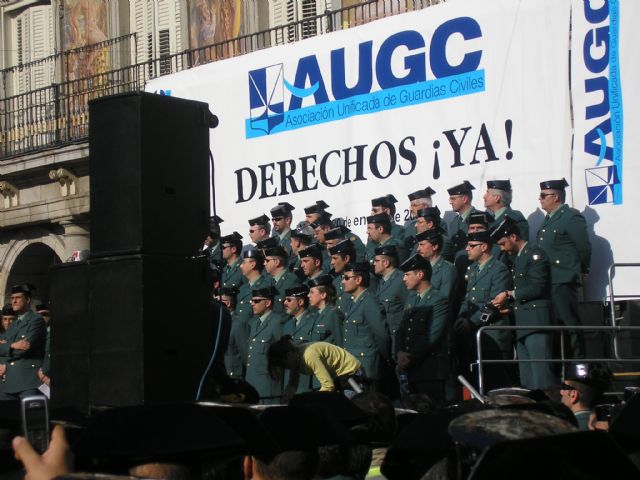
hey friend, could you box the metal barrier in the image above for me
[0,0,444,160]
[607,262,640,360]
[474,324,640,395]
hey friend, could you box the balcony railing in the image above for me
[0,0,443,159]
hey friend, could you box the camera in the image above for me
[479,303,501,324]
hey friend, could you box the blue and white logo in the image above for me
[245,17,486,139]
[249,64,285,134]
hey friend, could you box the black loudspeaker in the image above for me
[89,92,211,257]
[87,254,213,407]
[49,261,90,412]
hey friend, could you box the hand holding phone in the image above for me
[21,395,50,455]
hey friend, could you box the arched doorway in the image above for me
[5,243,62,306]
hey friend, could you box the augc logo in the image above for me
[245,17,486,139]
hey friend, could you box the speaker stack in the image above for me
[50,92,214,412]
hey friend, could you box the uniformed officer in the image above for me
[484,180,529,240]
[263,245,301,313]
[216,286,248,379]
[235,249,274,325]
[247,214,271,248]
[328,240,356,314]
[403,187,436,239]
[447,180,479,263]
[490,217,556,389]
[304,200,330,225]
[365,213,408,263]
[220,232,244,288]
[289,224,315,272]
[454,231,513,390]
[414,229,458,302]
[341,262,390,390]
[0,284,46,399]
[411,206,451,258]
[270,202,295,257]
[536,178,591,359]
[370,194,405,243]
[202,214,223,270]
[299,244,325,281]
[245,286,290,404]
[467,211,509,268]
[373,245,409,354]
[396,254,450,404]
[35,303,51,387]
[307,274,345,347]
[282,286,317,393]
[310,212,334,273]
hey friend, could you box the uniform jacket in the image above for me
[512,244,552,340]
[245,311,290,401]
[397,288,450,381]
[0,310,46,394]
[375,269,409,342]
[222,257,244,288]
[430,256,458,301]
[342,289,390,380]
[224,312,249,378]
[536,204,591,285]
[458,256,513,353]
[333,275,352,315]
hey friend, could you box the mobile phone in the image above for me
[594,403,614,422]
[20,395,50,454]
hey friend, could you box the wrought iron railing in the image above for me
[0,0,444,159]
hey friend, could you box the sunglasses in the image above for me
[539,192,557,199]
[466,243,484,249]
[250,298,268,304]
[343,274,358,280]
[560,382,577,391]
[271,217,284,222]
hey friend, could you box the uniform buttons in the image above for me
[472,297,476,301]
[542,229,546,233]
[261,339,265,342]
[247,363,251,367]
[252,339,256,342]
[360,352,364,357]
[556,260,560,264]
[249,346,253,350]
[539,238,543,241]
[408,328,411,332]
[10,362,15,366]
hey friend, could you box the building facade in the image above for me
[0,0,440,305]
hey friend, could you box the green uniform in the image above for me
[397,288,450,403]
[342,289,390,383]
[511,243,556,389]
[375,268,408,353]
[271,270,302,313]
[224,312,248,379]
[204,241,222,269]
[245,311,290,403]
[430,256,458,301]
[458,256,513,389]
[536,204,591,358]
[236,273,274,324]
[277,230,292,256]
[333,274,352,315]
[0,310,46,398]
[390,222,405,244]
[284,309,317,392]
[222,257,244,289]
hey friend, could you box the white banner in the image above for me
[147,0,573,272]
[571,0,640,300]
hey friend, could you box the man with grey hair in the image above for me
[483,180,529,241]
